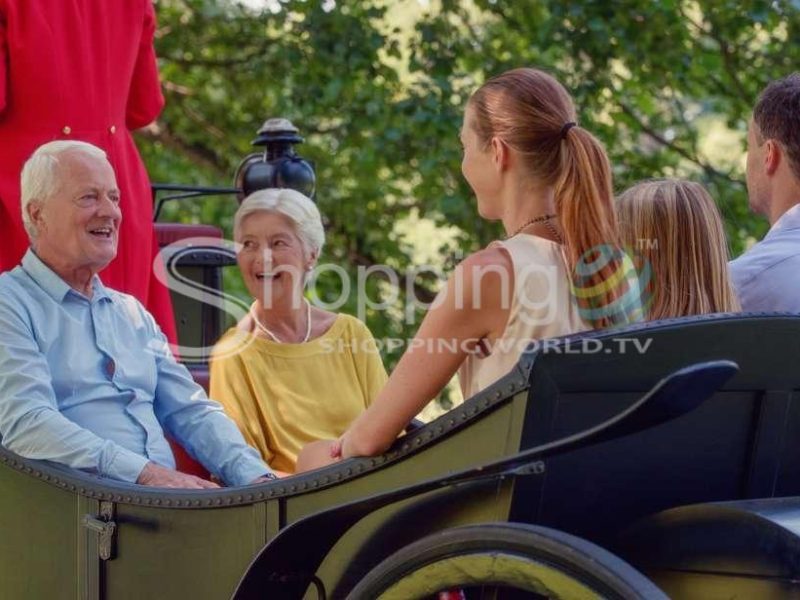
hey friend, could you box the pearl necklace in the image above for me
[507,213,560,241]
[250,300,312,343]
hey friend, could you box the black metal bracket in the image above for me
[152,183,240,222]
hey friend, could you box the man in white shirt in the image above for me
[730,73,800,312]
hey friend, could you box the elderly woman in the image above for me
[210,189,387,474]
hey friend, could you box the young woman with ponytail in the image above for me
[296,68,640,471]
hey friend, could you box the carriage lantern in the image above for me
[234,117,316,200]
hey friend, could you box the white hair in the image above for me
[234,188,325,257]
[20,140,108,239]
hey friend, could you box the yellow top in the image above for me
[209,314,388,473]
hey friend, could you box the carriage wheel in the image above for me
[347,523,666,600]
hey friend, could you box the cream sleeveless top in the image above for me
[458,234,590,399]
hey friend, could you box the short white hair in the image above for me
[233,188,325,256]
[20,141,108,239]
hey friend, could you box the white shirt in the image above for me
[730,203,800,312]
[458,235,590,399]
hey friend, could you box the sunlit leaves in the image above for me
[141,0,794,388]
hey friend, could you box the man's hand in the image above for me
[136,462,220,489]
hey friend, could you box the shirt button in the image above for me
[105,359,116,379]
[109,125,116,134]
[62,126,71,135]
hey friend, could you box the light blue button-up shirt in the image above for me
[0,249,270,485]
[730,203,800,313]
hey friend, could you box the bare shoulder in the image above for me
[455,245,514,289]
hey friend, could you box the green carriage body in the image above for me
[2,306,800,598]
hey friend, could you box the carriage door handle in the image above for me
[82,501,117,560]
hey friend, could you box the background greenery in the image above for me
[143,0,798,409]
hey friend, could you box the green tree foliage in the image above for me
[143,0,798,375]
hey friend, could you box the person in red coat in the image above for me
[0,0,176,341]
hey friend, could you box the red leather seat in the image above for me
[167,362,213,478]
[155,223,223,480]
[155,222,223,246]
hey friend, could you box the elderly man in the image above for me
[730,73,800,312]
[0,140,275,488]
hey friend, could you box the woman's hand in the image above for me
[295,439,342,472]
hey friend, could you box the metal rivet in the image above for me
[109,125,116,134]
[62,126,71,135]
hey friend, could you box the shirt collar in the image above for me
[767,203,800,237]
[21,248,111,304]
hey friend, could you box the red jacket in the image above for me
[0,0,175,340]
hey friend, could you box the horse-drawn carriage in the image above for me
[2,310,799,599]
[2,125,800,599]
